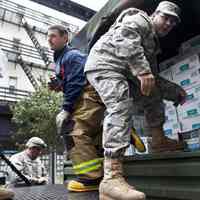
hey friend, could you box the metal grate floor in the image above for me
[12,184,99,200]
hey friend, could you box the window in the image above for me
[9,76,17,93]
[12,38,21,52]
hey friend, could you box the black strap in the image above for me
[0,152,31,186]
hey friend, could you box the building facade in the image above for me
[0,0,79,141]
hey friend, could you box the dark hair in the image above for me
[48,25,68,36]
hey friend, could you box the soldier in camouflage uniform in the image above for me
[7,137,48,187]
[85,1,186,200]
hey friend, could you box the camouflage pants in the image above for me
[130,75,185,123]
[67,83,105,180]
[87,70,184,158]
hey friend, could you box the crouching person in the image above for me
[7,137,48,187]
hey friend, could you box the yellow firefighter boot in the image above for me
[99,158,146,200]
[67,177,102,192]
[130,128,146,153]
[0,188,14,200]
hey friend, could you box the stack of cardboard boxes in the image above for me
[125,35,200,156]
[160,41,200,152]
[160,69,180,141]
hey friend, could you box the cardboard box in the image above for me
[184,137,200,151]
[179,116,200,132]
[184,86,200,103]
[177,100,200,120]
[163,122,181,136]
[171,54,200,77]
[124,144,135,156]
[179,35,200,54]
[172,68,200,90]
[164,101,178,122]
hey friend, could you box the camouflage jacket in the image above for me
[7,151,48,184]
[85,8,160,76]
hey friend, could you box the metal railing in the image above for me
[0,37,53,62]
[0,152,64,184]
[22,17,52,68]
[0,0,78,34]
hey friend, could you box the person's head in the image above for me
[151,1,181,37]
[25,137,47,160]
[47,25,69,51]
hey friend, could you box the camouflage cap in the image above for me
[156,1,181,22]
[26,137,47,148]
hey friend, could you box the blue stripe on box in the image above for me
[187,109,198,116]
[164,129,172,135]
[179,64,189,72]
[186,94,194,101]
[187,143,200,150]
[192,123,200,129]
[180,79,190,86]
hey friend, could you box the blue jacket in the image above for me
[54,45,87,113]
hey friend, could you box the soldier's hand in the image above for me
[177,88,187,105]
[179,89,187,105]
[137,73,155,96]
[56,110,70,135]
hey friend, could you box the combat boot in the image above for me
[0,188,14,200]
[99,158,145,200]
[150,127,185,153]
[130,128,146,153]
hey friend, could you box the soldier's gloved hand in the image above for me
[56,110,70,135]
[137,73,155,96]
[179,89,187,105]
[174,88,187,106]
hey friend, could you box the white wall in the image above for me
[0,14,54,96]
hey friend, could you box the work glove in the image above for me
[174,88,187,106]
[56,110,70,135]
[29,177,41,185]
[48,76,63,92]
[37,177,48,185]
[30,177,48,185]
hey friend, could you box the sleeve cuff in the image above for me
[62,104,73,113]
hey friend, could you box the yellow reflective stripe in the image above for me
[75,164,102,175]
[73,158,103,175]
[73,158,103,170]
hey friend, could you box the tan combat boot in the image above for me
[0,188,14,200]
[99,158,145,200]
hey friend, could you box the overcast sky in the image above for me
[9,0,109,29]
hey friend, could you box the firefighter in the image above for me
[85,1,186,199]
[47,25,104,192]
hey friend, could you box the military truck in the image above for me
[69,1,200,199]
